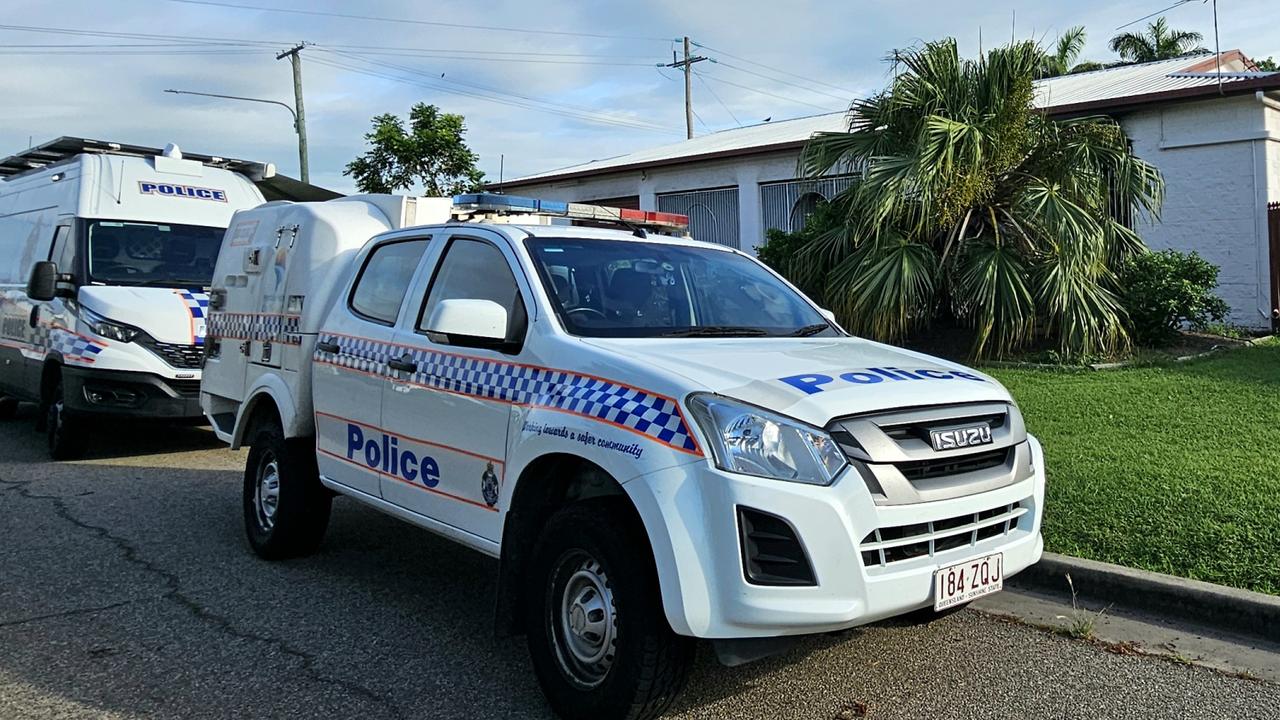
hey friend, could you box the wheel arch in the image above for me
[495,452,659,638]
[231,375,304,448]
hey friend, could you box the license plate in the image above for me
[933,552,1003,611]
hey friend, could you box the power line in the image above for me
[709,59,853,102]
[695,73,840,112]
[160,0,673,42]
[322,49,665,124]
[1114,0,1197,30]
[0,22,285,47]
[305,54,679,134]
[693,69,742,127]
[690,41,860,95]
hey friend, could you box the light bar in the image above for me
[452,192,690,233]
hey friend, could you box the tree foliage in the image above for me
[1109,17,1207,63]
[1037,26,1104,78]
[1257,57,1278,72]
[796,39,1165,359]
[345,103,485,195]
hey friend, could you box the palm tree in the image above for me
[1109,17,1208,63]
[1038,26,1105,78]
[796,39,1164,359]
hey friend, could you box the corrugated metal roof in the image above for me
[504,52,1276,186]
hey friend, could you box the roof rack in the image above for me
[451,192,690,235]
[0,136,275,181]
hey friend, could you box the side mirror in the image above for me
[26,261,58,302]
[426,298,508,345]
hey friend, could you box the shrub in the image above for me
[754,199,843,303]
[1119,249,1229,346]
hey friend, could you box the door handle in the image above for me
[316,340,340,354]
[28,306,39,328]
[388,356,417,373]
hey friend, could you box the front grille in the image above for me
[738,507,816,586]
[166,379,202,397]
[896,448,1010,482]
[142,340,204,369]
[859,501,1025,568]
[828,402,1029,506]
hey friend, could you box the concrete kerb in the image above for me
[1010,552,1280,643]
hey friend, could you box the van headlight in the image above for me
[80,307,141,343]
[688,394,847,486]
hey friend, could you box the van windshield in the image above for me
[86,220,223,287]
[526,237,837,338]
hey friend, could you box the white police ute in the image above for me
[0,137,271,457]
[201,193,1045,720]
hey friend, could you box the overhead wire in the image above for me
[709,59,853,102]
[305,53,679,135]
[694,73,840,112]
[160,0,674,42]
[691,41,860,96]
[692,70,742,127]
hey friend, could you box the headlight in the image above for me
[688,394,847,486]
[80,307,140,343]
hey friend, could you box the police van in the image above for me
[0,137,270,457]
[202,193,1046,720]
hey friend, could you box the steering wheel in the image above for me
[566,307,608,321]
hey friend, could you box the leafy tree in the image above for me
[1037,26,1105,78]
[1256,57,1278,72]
[344,103,485,195]
[1109,17,1207,63]
[796,39,1164,359]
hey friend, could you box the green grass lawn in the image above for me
[989,338,1280,596]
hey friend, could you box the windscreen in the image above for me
[526,237,836,338]
[86,220,223,287]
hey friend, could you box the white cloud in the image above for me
[3,0,1276,192]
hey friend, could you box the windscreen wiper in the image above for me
[661,326,770,337]
[789,323,831,337]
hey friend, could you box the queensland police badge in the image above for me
[481,463,500,507]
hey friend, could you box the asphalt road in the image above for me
[2,407,1278,720]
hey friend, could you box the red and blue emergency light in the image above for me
[452,193,690,234]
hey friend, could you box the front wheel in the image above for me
[525,501,694,720]
[243,423,331,560]
[46,380,86,460]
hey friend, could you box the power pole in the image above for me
[276,43,310,184]
[665,36,706,139]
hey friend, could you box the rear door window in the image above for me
[349,239,430,325]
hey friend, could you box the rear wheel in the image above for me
[243,421,331,560]
[46,380,86,460]
[525,501,694,720]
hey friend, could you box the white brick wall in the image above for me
[1123,95,1274,328]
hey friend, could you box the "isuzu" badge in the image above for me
[929,424,993,451]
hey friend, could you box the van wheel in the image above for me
[46,381,86,460]
[0,395,17,420]
[243,423,331,560]
[525,501,694,720]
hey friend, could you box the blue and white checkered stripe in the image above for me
[36,326,105,363]
[176,291,210,345]
[314,334,699,454]
[207,312,302,345]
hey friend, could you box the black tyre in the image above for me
[46,380,86,460]
[243,422,331,560]
[525,501,694,720]
[0,395,18,420]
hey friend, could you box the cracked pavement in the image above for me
[2,407,1278,719]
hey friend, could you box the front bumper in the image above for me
[63,366,203,418]
[626,435,1046,639]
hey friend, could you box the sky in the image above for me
[4,0,1277,194]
